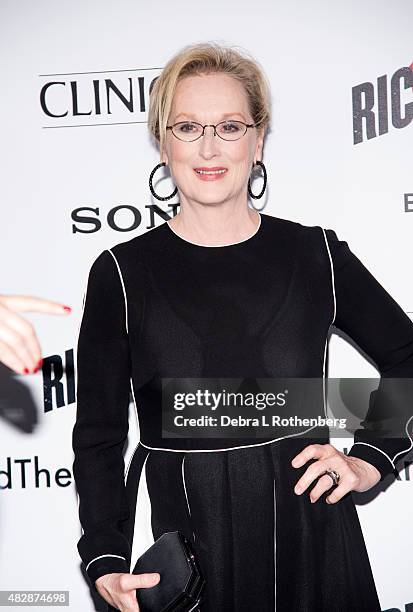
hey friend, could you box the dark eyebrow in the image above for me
[174,112,247,122]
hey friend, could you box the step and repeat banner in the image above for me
[1,1,412,610]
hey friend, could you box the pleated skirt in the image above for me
[120,436,382,612]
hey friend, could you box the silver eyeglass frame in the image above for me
[166,120,257,142]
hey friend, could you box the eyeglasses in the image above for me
[166,120,257,142]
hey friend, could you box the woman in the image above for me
[72,42,413,611]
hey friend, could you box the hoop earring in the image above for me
[248,160,267,200]
[149,161,178,201]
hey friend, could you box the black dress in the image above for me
[72,212,413,611]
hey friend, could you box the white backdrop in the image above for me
[1,1,412,610]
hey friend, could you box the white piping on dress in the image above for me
[86,553,126,572]
[130,376,140,436]
[321,227,413,468]
[107,249,142,480]
[320,228,336,422]
[125,443,140,484]
[138,427,323,453]
[182,455,196,542]
[108,248,129,333]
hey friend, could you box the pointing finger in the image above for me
[0,295,72,315]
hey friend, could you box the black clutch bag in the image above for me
[132,531,206,612]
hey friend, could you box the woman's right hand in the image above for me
[95,571,161,611]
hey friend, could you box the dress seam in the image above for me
[137,428,327,453]
[107,248,129,334]
[181,455,196,543]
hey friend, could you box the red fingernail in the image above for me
[38,358,43,367]
[23,367,29,374]
[63,305,71,312]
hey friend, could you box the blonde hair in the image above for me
[148,41,272,155]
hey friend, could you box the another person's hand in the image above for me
[95,571,161,611]
[291,443,381,504]
[0,295,72,375]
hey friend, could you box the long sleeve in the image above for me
[324,228,413,481]
[72,248,132,590]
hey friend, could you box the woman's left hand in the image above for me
[291,443,381,504]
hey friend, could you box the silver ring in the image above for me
[323,468,340,486]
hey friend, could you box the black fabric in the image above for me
[72,212,413,610]
[324,228,413,478]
